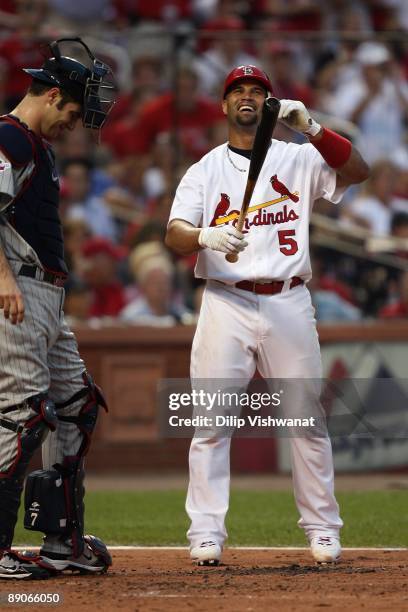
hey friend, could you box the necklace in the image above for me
[226,146,247,173]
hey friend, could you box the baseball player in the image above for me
[166,65,369,566]
[0,38,115,579]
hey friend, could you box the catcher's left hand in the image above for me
[278,99,321,137]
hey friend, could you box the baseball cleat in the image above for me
[190,541,222,566]
[310,536,341,564]
[39,535,112,574]
[0,551,54,580]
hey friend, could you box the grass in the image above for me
[14,490,408,548]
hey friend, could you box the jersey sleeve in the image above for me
[168,161,204,227]
[0,154,15,210]
[0,121,34,167]
[0,122,35,211]
[302,143,347,204]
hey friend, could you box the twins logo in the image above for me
[210,176,300,230]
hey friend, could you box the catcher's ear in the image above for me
[45,88,61,106]
[222,99,228,116]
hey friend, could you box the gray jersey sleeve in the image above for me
[0,157,14,210]
[0,152,35,212]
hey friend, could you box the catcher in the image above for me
[0,38,115,579]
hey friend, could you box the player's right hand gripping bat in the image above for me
[226,96,281,263]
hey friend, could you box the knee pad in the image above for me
[57,371,107,456]
[0,393,57,481]
[27,395,58,432]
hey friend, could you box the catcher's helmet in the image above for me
[24,38,115,131]
[223,65,273,98]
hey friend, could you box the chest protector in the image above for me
[0,116,67,274]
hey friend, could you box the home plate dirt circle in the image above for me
[6,549,407,611]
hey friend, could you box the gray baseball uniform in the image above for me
[0,114,105,560]
[0,37,115,579]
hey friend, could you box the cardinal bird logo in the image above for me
[210,193,231,226]
[270,175,299,203]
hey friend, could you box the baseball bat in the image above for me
[225,96,281,263]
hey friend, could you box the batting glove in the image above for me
[278,99,321,137]
[199,226,248,254]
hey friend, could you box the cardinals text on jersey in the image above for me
[170,139,346,284]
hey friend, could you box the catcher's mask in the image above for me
[24,37,116,131]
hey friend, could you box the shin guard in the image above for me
[24,373,107,557]
[0,396,57,551]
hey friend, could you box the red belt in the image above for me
[234,276,304,295]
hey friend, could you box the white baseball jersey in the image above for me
[169,140,346,283]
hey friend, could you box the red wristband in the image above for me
[310,127,352,168]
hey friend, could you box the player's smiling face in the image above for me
[222,80,266,128]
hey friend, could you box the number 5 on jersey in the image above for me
[278,229,298,256]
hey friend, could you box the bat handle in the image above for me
[226,252,239,263]
[225,216,245,263]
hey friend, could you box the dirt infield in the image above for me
[1,549,407,611]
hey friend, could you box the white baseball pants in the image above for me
[186,280,343,548]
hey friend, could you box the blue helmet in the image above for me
[24,37,115,131]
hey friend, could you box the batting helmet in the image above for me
[24,37,115,131]
[223,65,273,98]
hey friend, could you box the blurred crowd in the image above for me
[0,0,408,325]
